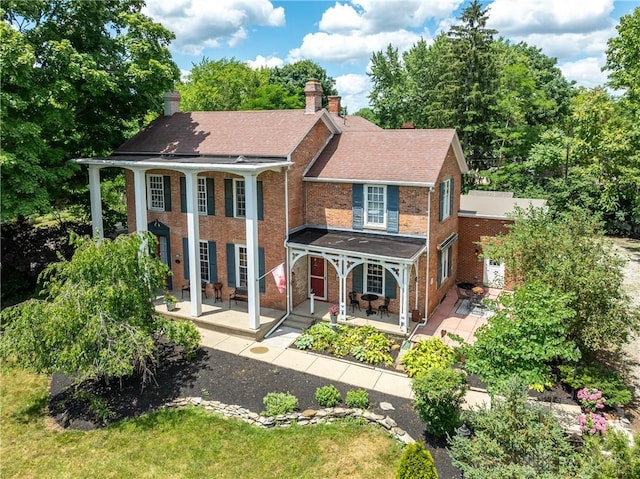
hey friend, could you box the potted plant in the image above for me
[328,304,339,325]
[164,293,178,311]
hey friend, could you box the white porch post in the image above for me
[88,165,104,240]
[399,266,410,334]
[184,172,202,317]
[244,173,261,330]
[132,169,148,234]
[338,257,347,319]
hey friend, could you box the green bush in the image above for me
[157,318,201,359]
[412,366,468,437]
[401,338,455,378]
[396,442,438,479]
[559,362,632,406]
[294,323,340,352]
[262,392,299,416]
[345,389,370,409]
[315,385,341,407]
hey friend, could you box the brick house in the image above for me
[77,80,471,334]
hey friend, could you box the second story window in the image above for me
[365,185,386,227]
[147,174,165,211]
[440,178,453,221]
[197,178,207,214]
[234,179,246,218]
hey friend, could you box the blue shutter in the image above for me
[208,241,217,283]
[384,269,396,299]
[449,178,454,218]
[257,181,264,220]
[163,176,172,212]
[226,243,236,286]
[179,177,186,213]
[259,247,265,293]
[352,264,363,293]
[352,184,363,230]
[206,178,215,215]
[437,250,442,287]
[387,185,399,233]
[439,182,445,221]
[224,179,233,217]
[183,238,189,279]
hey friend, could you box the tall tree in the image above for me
[368,45,408,128]
[267,59,338,108]
[0,0,180,221]
[605,6,640,112]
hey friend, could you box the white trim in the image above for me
[451,130,469,174]
[441,178,452,220]
[304,177,435,187]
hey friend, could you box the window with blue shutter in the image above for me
[208,241,217,283]
[352,184,363,230]
[183,237,189,279]
[224,178,263,219]
[226,243,235,286]
[387,185,399,233]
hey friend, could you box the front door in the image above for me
[157,235,172,290]
[309,256,327,300]
[483,258,504,288]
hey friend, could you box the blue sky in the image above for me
[143,0,639,112]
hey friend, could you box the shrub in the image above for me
[345,389,370,409]
[294,323,340,352]
[558,361,632,406]
[412,366,468,437]
[262,392,299,416]
[315,385,341,407]
[395,442,438,479]
[401,338,455,378]
[157,318,201,359]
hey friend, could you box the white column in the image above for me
[339,259,347,319]
[88,165,104,240]
[244,174,261,330]
[185,172,202,317]
[132,169,148,234]
[399,266,410,334]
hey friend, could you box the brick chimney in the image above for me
[163,91,180,116]
[328,95,341,115]
[304,79,323,114]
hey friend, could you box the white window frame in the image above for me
[235,244,248,288]
[199,241,209,282]
[439,244,452,285]
[365,262,384,295]
[197,177,207,215]
[364,184,386,228]
[233,179,246,218]
[147,174,165,211]
[441,178,452,220]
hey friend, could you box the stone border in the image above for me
[166,397,415,445]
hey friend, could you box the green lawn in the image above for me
[1,365,402,479]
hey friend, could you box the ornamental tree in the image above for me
[0,233,199,385]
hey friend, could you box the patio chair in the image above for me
[349,291,361,312]
[377,297,390,317]
[181,280,207,299]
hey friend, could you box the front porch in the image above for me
[155,295,285,341]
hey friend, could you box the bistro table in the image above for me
[360,293,379,316]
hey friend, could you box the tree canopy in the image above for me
[0,0,180,221]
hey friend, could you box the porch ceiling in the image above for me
[287,228,426,262]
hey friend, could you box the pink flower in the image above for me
[577,387,606,412]
[578,412,608,435]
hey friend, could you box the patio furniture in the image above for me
[213,282,223,303]
[360,293,379,316]
[181,280,207,299]
[455,284,474,302]
[349,291,361,312]
[229,287,248,308]
[377,297,390,317]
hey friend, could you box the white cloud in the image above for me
[335,73,371,112]
[512,28,616,60]
[487,0,614,35]
[143,0,285,55]
[319,3,366,33]
[559,56,608,88]
[246,55,284,69]
[180,68,191,82]
[288,29,427,65]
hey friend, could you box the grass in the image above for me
[1,364,403,479]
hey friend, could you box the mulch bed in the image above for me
[49,341,460,478]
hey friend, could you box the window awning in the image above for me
[437,233,458,251]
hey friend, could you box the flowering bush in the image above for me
[577,387,605,412]
[328,304,339,316]
[578,412,608,435]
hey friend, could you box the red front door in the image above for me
[309,256,326,300]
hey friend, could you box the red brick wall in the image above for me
[457,216,513,287]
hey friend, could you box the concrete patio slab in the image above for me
[197,329,232,349]
[260,326,301,349]
[271,348,318,372]
[305,355,350,381]
[212,336,255,354]
[338,365,382,390]
[372,372,413,398]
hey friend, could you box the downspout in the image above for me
[408,186,432,341]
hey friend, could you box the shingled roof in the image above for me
[305,128,467,185]
[116,109,339,158]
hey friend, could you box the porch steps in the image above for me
[282,314,315,332]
